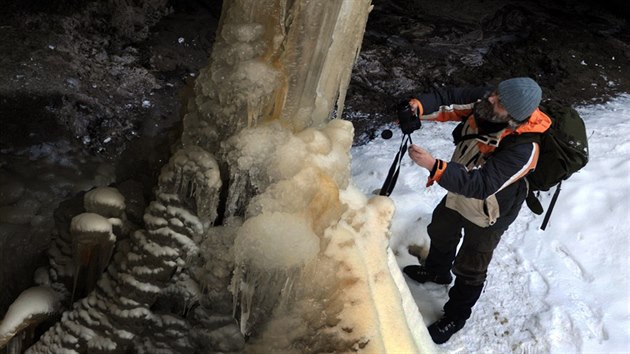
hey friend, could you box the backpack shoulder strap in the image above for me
[498,132,542,151]
[452,112,477,145]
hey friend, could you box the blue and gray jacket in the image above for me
[413,87,551,227]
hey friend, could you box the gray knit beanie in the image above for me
[497,77,542,121]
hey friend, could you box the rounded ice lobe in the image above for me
[235,212,319,270]
[298,128,332,155]
[0,286,62,341]
[70,213,113,234]
[84,187,125,217]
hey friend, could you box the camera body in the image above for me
[397,101,421,134]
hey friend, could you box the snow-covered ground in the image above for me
[351,94,630,353]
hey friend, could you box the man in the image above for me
[402,77,551,344]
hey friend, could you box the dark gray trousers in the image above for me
[425,196,523,319]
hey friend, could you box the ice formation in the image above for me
[28,153,220,353]
[83,187,126,218]
[0,286,62,348]
[69,212,117,299]
[70,213,114,235]
[157,146,222,224]
[182,0,373,154]
[220,120,432,352]
[23,0,437,352]
[235,212,320,270]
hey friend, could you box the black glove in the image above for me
[397,100,421,134]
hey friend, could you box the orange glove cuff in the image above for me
[426,159,447,187]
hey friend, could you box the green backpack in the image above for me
[501,101,590,229]
[527,101,589,191]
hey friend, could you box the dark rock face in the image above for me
[346,0,630,144]
[0,0,220,317]
[0,0,628,329]
[0,0,219,162]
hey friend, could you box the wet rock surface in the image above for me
[0,0,628,317]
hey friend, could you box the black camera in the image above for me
[397,100,421,134]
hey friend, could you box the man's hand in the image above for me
[408,98,423,116]
[408,144,436,171]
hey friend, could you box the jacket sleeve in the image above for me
[436,142,539,199]
[416,86,492,113]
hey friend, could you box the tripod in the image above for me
[379,133,413,196]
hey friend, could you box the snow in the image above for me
[387,248,432,349]
[134,230,179,259]
[69,213,113,234]
[350,94,630,352]
[153,226,199,255]
[84,187,125,211]
[164,206,204,235]
[0,286,62,340]
[131,265,164,276]
[87,335,117,350]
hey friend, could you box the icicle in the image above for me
[70,213,116,301]
[174,168,183,193]
[230,265,244,321]
[157,146,221,224]
[238,279,255,336]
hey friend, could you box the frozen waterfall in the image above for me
[9,1,437,353]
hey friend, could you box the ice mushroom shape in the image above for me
[0,286,62,350]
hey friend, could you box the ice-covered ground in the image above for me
[351,94,630,353]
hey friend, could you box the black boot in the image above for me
[428,314,466,344]
[427,278,484,344]
[403,265,453,284]
[403,245,455,284]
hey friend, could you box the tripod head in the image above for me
[397,100,421,135]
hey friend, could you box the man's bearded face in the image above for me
[473,99,510,133]
[473,98,509,123]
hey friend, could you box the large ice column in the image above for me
[216,119,435,352]
[181,0,372,153]
[178,0,435,351]
[25,0,436,352]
